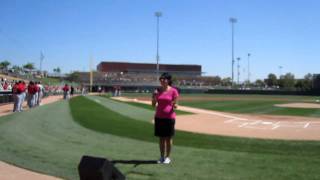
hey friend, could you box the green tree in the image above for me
[303,73,313,90]
[264,73,277,87]
[255,79,265,87]
[0,60,11,71]
[53,67,61,73]
[279,73,295,89]
[221,77,232,86]
[23,63,35,70]
[295,73,313,91]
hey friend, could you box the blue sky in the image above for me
[0,0,319,81]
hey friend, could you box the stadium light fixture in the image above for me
[237,57,241,85]
[40,51,44,73]
[155,12,162,79]
[229,17,237,86]
[278,66,283,78]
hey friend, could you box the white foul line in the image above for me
[304,122,310,129]
[272,125,280,130]
[239,123,249,127]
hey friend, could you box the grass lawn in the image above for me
[0,95,319,180]
[122,93,320,117]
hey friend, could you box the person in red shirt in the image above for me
[33,82,40,106]
[18,81,27,111]
[3,82,8,90]
[12,81,19,112]
[27,81,36,108]
[62,84,70,100]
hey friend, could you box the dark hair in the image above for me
[159,72,172,85]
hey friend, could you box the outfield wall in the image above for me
[0,91,13,104]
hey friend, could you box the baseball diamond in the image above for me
[1,1,320,179]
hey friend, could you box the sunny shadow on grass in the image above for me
[70,96,320,156]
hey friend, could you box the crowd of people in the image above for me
[76,72,221,88]
[12,81,44,112]
[3,80,83,112]
[61,84,81,99]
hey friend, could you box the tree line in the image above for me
[0,60,60,74]
[0,60,35,72]
[263,73,313,91]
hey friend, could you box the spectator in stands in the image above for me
[62,84,70,100]
[152,72,179,164]
[2,81,8,90]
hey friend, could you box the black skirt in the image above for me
[154,118,175,137]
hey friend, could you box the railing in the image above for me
[0,91,13,104]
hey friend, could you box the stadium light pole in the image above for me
[237,57,241,85]
[40,51,44,75]
[229,18,237,86]
[247,53,251,84]
[278,66,283,78]
[155,11,162,79]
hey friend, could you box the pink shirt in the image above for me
[155,87,179,119]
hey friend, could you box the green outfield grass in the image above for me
[72,96,320,155]
[0,95,319,180]
[122,93,320,117]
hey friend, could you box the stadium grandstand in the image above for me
[76,61,221,92]
[97,61,202,77]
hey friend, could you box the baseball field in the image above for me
[0,93,320,179]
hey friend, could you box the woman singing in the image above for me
[152,72,179,164]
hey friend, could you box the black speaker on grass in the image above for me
[78,155,125,180]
